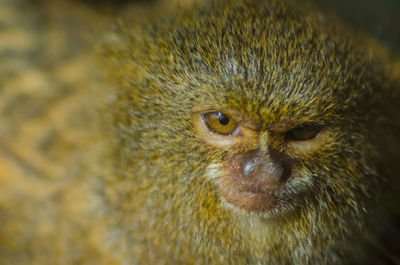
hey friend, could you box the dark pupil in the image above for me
[218,113,230,125]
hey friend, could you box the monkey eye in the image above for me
[285,123,322,141]
[203,112,239,135]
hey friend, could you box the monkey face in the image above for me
[114,0,390,249]
[193,110,331,214]
[107,1,398,264]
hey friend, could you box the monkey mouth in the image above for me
[212,148,296,213]
[220,184,279,213]
[218,169,285,213]
[218,172,312,214]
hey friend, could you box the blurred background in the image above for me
[325,0,400,53]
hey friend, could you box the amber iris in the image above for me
[204,112,238,135]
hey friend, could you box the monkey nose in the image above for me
[241,154,259,177]
[239,149,285,181]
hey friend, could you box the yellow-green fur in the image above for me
[0,0,399,264]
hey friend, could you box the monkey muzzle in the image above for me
[220,149,292,213]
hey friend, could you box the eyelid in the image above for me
[194,114,242,146]
[285,123,323,138]
[192,106,259,130]
[287,127,330,154]
[193,112,258,147]
[203,112,239,135]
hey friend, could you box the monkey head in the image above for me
[107,0,398,263]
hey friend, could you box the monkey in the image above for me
[0,0,399,264]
